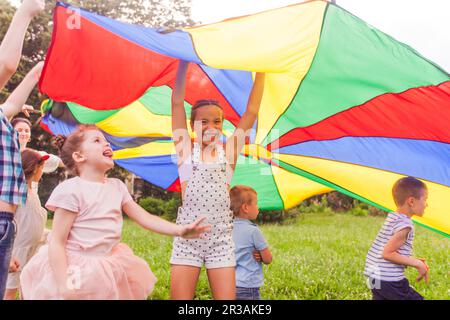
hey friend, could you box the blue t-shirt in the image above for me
[232,218,268,288]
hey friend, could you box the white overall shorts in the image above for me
[170,143,235,269]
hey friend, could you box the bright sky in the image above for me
[191,0,450,72]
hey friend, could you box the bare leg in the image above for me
[4,288,18,300]
[170,265,201,300]
[207,267,236,300]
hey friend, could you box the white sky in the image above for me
[8,0,450,72]
[191,0,450,73]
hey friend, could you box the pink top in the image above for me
[46,177,133,255]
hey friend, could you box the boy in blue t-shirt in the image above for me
[230,185,272,300]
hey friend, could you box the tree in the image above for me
[1,0,195,101]
[1,0,195,204]
[65,0,195,27]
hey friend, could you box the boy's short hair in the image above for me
[230,185,257,217]
[392,176,427,206]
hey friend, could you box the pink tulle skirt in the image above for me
[20,243,157,300]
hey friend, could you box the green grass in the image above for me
[119,211,449,300]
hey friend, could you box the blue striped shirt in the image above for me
[364,212,414,281]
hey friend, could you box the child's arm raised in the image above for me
[0,61,43,119]
[226,73,265,169]
[171,60,191,164]
[236,72,265,132]
[382,228,429,283]
[49,208,78,299]
[123,200,211,239]
[0,0,45,90]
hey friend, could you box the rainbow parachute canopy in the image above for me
[40,1,450,237]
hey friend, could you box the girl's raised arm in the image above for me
[171,60,191,165]
[226,72,265,169]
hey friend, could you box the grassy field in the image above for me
[120,211,449,300]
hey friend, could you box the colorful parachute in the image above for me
[40,1,450,237]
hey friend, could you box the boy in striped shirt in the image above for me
[364,176,429,300]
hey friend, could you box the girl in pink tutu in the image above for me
[20,125,210,300]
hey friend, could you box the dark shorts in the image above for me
[236,287,261,300]
[0,212,16,299]
[370,278,424,300]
